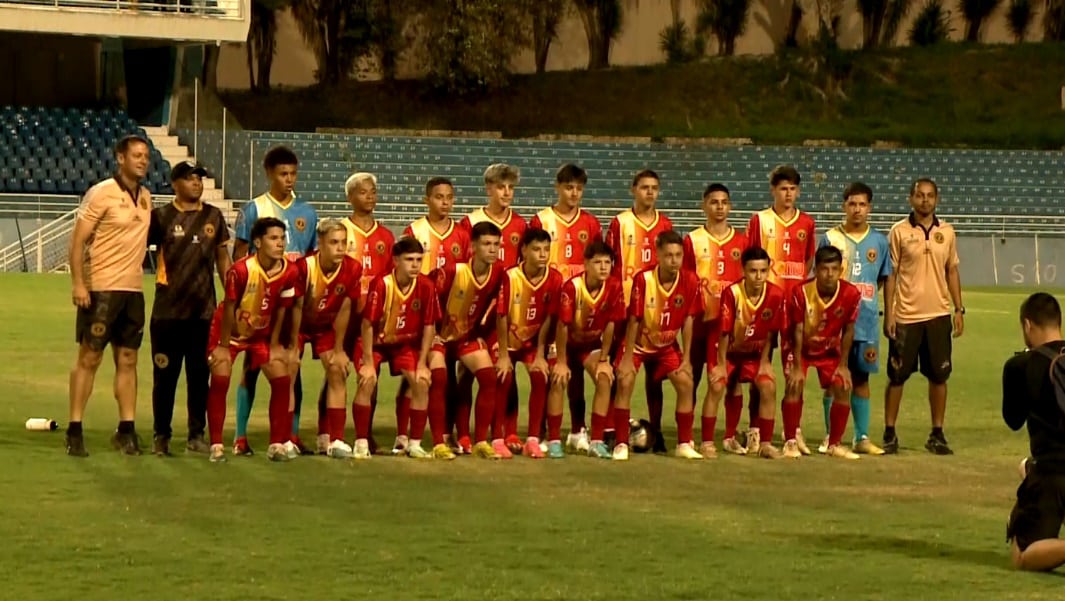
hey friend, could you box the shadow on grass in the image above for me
[780,531,1013,570]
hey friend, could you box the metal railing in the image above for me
[0,208,77,272]
[0,0,242,18]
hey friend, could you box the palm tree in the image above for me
[573,0,624,69]
[531,0,567,73]
[1006,0,1034,41]
[246,0,288,93]
[696,0,751,56]
[958,0,1002,41]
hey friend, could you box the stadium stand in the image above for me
[0,105,173,196]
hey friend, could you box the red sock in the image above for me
[782,401,802,441]
[429,368,448,445]
[207,374,230,445]
[760,417,775,444]
[675,410,694,445]
[327,407,346,443]
[267,376,291,444]
[472,368,495,443]
[527,371,547,439]
[829,401,851,446]
[409,408,428,445]
[615,408,631,445]
[547,413,563,442]
[493,373,513,440]
[352,403,372,439]
[590,412,607,441]
[317,389,328,436]
[724,394,742,438]
[701,416,718,443]
[395,394,411,439]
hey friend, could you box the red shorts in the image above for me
[786,355,844,389]
[617,346,682,383]
[722,355,775,385]
[567,343,603,366]
[506,344,556,366]
[299,329,337,359]
[431,337,489,361]
[207,313,271,369]
[353,340,419,376]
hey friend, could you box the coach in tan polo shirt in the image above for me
[66,135,152,458]
[882,178,964,456]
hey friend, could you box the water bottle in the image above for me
[25,418,58,431]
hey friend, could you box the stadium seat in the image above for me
[57,179,74,194]
[40,179,57,194]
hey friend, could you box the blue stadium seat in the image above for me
[21,178,37,193]
[4,177,19,193]
[40,179,57,194]
[73,179,88,193]
[57,179,74,194]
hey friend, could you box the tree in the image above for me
[958,0,1003,41]
[290,0,375,86]
[419,0,529,94]
[696,0,751,56]
[530,0,567,73]
[910,0,952,45]
[856,0,912,46]
[1007,0,1035,41]
[246,0,288,94]
[784,0,804,47]
[1046,0,1065,40]
[573,0,624,69]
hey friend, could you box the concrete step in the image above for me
[141,125,169,137]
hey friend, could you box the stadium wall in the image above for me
[215,0,1034,90]
[0,33,99,107]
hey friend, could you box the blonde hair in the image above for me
[316,217,346,238]
[345,172,377,196]
[483,163,519,185]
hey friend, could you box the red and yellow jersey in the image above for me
[297,253,362,334]
[559,275,625,346]
[605,209,674,304]
[341,217,395,312]
[433,262,504,343]
[460,208,527,269]
[719,281,786,358]
[746,208,816,294]
[683,226,748,322]
[497,265,564,352]
[529,207,603,280]
[403,217,471,275]
[364,273,440,347]
[788,279,862,360]
[629,267,701,354]
[225,255,302,345]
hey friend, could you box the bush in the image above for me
[909,0,952,46]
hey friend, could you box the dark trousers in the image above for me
[151,318,210,439]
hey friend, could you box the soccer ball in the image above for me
[628,418,657,453]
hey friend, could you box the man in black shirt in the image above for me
[148,161,232,455]
[1003,292,1065,571]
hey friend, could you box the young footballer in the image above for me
[818,182,891,455]
[431,222,506,459]
[205,217,302,463]
[296,219,362,459]
[782,246,862,460]
[683,183,748,457]
[713,247,786,459]
[494,228,564,459]
[553,241,625,459]
[461,163,527,269]
[614,231,702,461]
[531,164,604,451]
[354,237,439,459]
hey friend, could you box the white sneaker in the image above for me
[209,443,226,463]
[575,428,590,452]
[745,428,761,457]
[316,433,330,455]
[282,440,300,459]
[353,438,371,460]
[675,442,704,460]
[612,442,630,461]
[391,435,409,456]
[267,443,289,462]
[539,440,549,454]
[327,439,353,459]
[407,442,431,459]
[818,436,830,454]
[782,439,802,459]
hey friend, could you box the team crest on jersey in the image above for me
[834,306,844,318]
[451,244,461,257]
[578,231,589,243]
[510,233,520,246]
[797,230,807,242]
[933,232,945,244]
[375,241,387,255]
[761,309,773,321]
[412,299,421,312]
[295,218,307,232]
[731,248,741,260]
[864,347,878,364]
[204,223,216,238]
[173,224,185,237]
[335,284,346,296]
[153,353,170,369]
[866,248,877,263]
[673,296,685,307]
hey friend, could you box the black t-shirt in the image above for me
[148,202,230,321]
[1002,340,1065,469]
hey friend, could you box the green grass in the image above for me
[223,43,1065,149]
[3,274,1065,599]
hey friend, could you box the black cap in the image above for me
[170,160,208,181]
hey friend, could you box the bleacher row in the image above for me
[180,129,1065,233]
[0,106,173,196]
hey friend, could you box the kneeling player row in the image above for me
[202,216,865,464]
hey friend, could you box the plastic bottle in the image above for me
[25,418,58,431]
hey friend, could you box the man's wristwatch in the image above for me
[954,306,966,315]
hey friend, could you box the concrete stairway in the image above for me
[141,125,233,217]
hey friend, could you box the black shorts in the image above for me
[1007,466,1065,551]
[75,291,145,351]
[887,315,952,385]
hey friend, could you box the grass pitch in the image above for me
[1,274,1062,600]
